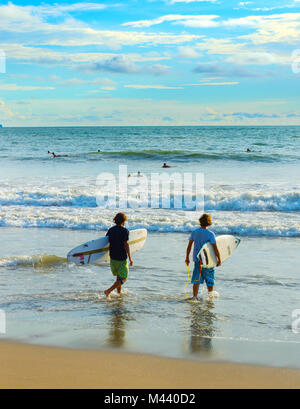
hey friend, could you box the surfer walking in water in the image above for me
[185,213,221,299]
[104,212,133,299]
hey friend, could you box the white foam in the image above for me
[0,205,299,237]
[0,183,299,212]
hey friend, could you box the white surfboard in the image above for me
[197,235,240,268]
[67,228,147,265]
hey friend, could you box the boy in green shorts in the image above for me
[104,212,133,299]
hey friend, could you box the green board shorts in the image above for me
[110,258,129,280]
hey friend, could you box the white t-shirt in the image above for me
[189,228,216,262]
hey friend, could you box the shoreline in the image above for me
[0,340,300,389]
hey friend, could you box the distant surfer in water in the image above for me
[246,148,252,153]
[48,151,68,158]
[162,163,171,168]
[185,213,221,299]
[104,212,133,299]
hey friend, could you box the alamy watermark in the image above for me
[96,165,204,213]
[0,309,6,334]
[0,50,6,74]
[292,309,300,334]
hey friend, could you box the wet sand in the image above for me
[0,341,299,389]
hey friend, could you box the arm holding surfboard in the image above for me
[186,241,221,267]
[212,243,221,267]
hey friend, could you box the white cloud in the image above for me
[0,97,14,118]
[38,2,108,15]
[235,13,300,44]
[60,77,116,90]
[194,38,292,66]
[166,0,217,3]
[122,12,300,46]
[0,4,200,48]
[124,84,184,89]
[1,44,171,66]
[5,96,300,126]
[0,83,55,91]
[177,46,202,58]
[186,81,239,85]
[0,2,108,22]
[123,14,220,28]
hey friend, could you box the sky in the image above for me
[0,0,300,126]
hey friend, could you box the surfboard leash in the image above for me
[185,262,191,298]
[198,258,203,282]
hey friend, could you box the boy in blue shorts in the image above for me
[185,213,221,299]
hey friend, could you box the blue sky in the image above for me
[0,0,300,125]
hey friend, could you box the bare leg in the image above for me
[104,280,119,298]
[193,284,199,298]
[207,286,214,293]
[117,277,127,294]
[104,277,127,298]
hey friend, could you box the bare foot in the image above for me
[104,290,110,298]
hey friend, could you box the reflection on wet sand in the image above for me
[105,298,131,348]
[188,300,217,357]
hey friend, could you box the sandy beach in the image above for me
[0,341,299,389]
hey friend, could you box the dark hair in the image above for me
[199,213,212,227]
[113,212,127,226]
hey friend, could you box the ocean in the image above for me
[0,126,300,368]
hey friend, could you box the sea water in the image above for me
[0,126,300,368]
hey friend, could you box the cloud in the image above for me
[2,44,171,68]
[78,55,141,74]
[228,13,300,45]
[0,97,14,118]
[147,64,170,76]
[184,38,292,67]
[0,83,55,91]
[186,81,239,86]
[166,0,217,3]
[38,3,109,15]
[223,112,281,119]
[59,77,117,90]
[123,14,220,28]
[0,4,200,48]
[77,55,170,76]
[177,46,202,59]
[193,63,271,77]
[122,12,300,46]
[0,2,108,22]
[124,85,183,89]
[5,95,300,126]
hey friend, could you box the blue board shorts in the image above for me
[191,262,215,287]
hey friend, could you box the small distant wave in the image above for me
[99,149,283,163]
[7,149,299,163]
